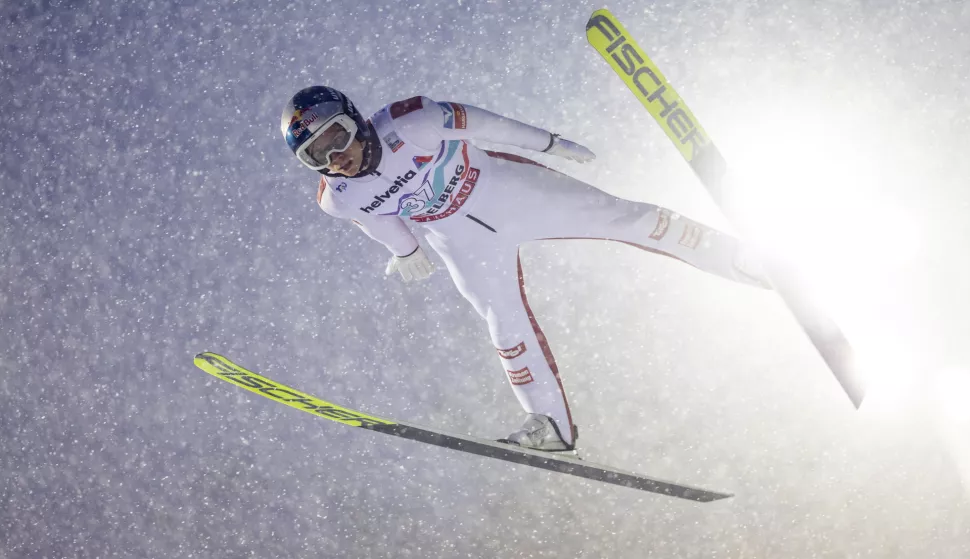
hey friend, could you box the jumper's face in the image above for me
[322,138,364,176]
[298,114,364,176]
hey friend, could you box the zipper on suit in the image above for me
[466,214,496,233]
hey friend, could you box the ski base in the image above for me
[194,352,732,503]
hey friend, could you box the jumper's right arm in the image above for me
[317,179,434,282]
[317,178,418,257]
[439,100,596,163]
[391,96,595,163]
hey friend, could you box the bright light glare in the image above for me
[932,367,970,494]
[934,367,970,425]
[722,104,916,312]
[717,97,928,411]
[851,347,921,415]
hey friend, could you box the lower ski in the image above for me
[194,352,732,502]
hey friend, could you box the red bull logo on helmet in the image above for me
[288,109,319,144]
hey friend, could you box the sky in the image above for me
[2,0,970,557]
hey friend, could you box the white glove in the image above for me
[542,134,596,163]
[385,246,435,282]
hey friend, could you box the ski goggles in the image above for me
[295,114,358,171]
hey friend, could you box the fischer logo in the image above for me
[360,170,418,213]
[497,342,527,359]
[201,356,388,428]
[506,367,534,386]
[587,14,708,157]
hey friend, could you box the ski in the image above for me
[586,8,866,408]
[194,352,732,502]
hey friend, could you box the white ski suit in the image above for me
[316,96,765,445]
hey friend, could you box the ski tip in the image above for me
[586,8,616,31]
[194,351,230,369]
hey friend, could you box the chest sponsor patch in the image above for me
[384,131,404,152]
[410,167,480,223]
[358,170,420,214]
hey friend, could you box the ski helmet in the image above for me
[281,86,374,172]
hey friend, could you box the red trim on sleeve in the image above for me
[485,150,550,169]
[316,176,327,205]
[389,96,424,119]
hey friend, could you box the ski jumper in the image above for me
[316,96,764,444]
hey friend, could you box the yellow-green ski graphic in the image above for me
[194,352,732,502]
[586,8,728,200]
[195,352,394,427]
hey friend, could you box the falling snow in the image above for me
[3,0,970,557]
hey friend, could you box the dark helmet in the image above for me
[281,86,375,171]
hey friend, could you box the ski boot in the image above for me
[498,413,579,456]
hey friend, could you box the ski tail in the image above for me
[194,352,733,502]
[586,8,866,407]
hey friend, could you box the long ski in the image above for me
[586,8,866,407]
[194,352,732,502]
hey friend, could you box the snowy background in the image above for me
[3,0,970,557]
